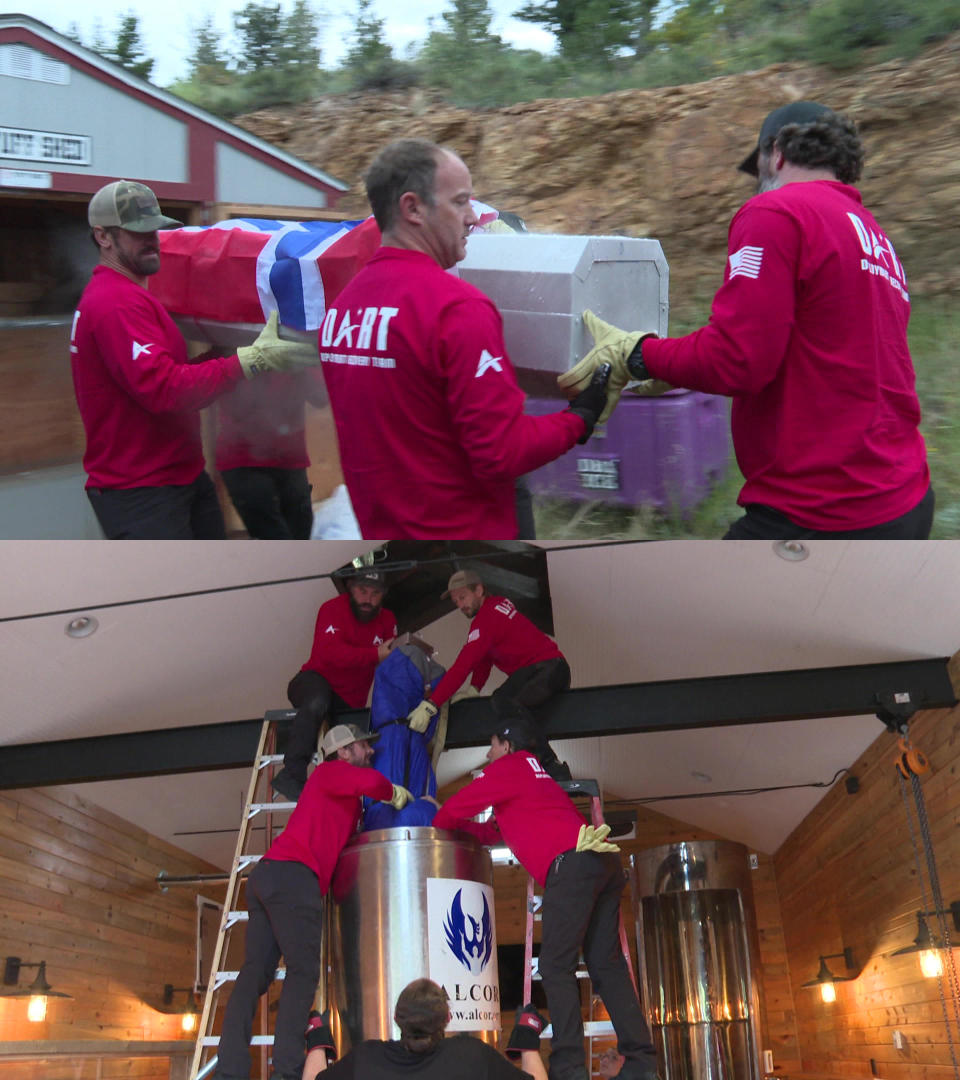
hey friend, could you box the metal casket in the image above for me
[457,233,669,395]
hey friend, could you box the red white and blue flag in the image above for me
[151,201,501,331]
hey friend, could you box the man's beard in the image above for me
[756,157,778,195]
[350,597,381,623]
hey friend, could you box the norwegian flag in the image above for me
[151,201,504,331]
[152,217,382,331]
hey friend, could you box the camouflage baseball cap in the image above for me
[88,180,183,232]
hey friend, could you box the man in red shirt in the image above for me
[273,569,397,802]
[71,180,320,539]
[559,103,933,540]
[318,138,611,539]
[216,723,408,1080]
[407,569,571,781]
[215,371,326,539]
[432,718,660,1080]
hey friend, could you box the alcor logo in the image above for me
[443,887,493,975]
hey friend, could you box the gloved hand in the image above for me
[407,699,438,733]
[558,309,659,423]
[506,1003,547,1059]
[566,362,612,444]
[386,783,413,810]
[575,822,621,854]
[237,311,320,379]
[450,685,481,704]
[305,1008,337,1061]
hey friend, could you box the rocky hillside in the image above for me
[238,36,960,306]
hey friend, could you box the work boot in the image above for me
[271,767,304,802]
[538,746,572,782]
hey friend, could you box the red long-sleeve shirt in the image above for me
[71,266,243,488]
[301,593,397,707]
[432,751,585,886]
[265,759,393,891]
[642,180,928,531]
[430,595,563,708]
[215,371,313,471]
[320,247,586,538]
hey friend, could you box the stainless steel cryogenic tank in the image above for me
[630,841,762,1080]
[329,826,500,1050]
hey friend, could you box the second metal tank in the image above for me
[631,840,762,1080]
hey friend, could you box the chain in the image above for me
[898,736,960,1076]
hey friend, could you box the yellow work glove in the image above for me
[450,685,481,705]
[407,699,438,734]
[557,310,659,424]
[575,823,620,854]
[236,311,320,379]
[386,783,413,810]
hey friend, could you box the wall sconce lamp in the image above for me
[891,902,960,979]
[163,984,200,1033]
[801,948,856,1003]
[0,957,73,1022]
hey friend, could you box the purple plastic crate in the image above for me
[525,390,731,510]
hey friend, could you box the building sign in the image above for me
[0,127,91,166]
[0,168,52,189]
[426,877,500,1031]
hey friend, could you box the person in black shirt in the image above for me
[308,978,546,1080]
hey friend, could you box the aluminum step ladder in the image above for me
[521,778,638,1073]
[189,709,303,1080]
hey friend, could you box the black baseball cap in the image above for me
[349,569,386,588]
[494,715,537,752]
[739,101,835,176]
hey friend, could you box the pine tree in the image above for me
[111,13,155,80]
[439,0,501,47]
[279,0,323,71]
[187,16,231,82]
[344,0,395,86]
[513,0,659,60]
[234,2,284,72]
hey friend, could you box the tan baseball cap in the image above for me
[442,568,483,598]
[320,723,379,758]
[88,180,183,232]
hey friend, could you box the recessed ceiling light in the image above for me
[65,615,98,639]
[773,540,809,562]
[691,770,712,783]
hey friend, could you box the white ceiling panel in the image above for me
[2,539,955,869]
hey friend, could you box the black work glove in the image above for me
[506,1003,546,1059]
[566,362,612,444]
[305,1008,337,1061]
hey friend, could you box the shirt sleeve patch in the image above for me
[728,245,764,280]
[467,629,480,643]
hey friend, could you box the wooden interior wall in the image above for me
[774,691,960,1078]
[491,799,797,1069]
[0,785,225,1079]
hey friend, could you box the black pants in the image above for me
[723,485,935,540]
[87,471,226,539]
[490,657,571,761]
[284,671,350,782]
[217,859,324,1079]
[515,476,537,540]
[539,850,658,1080]
[221,466,314,540]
